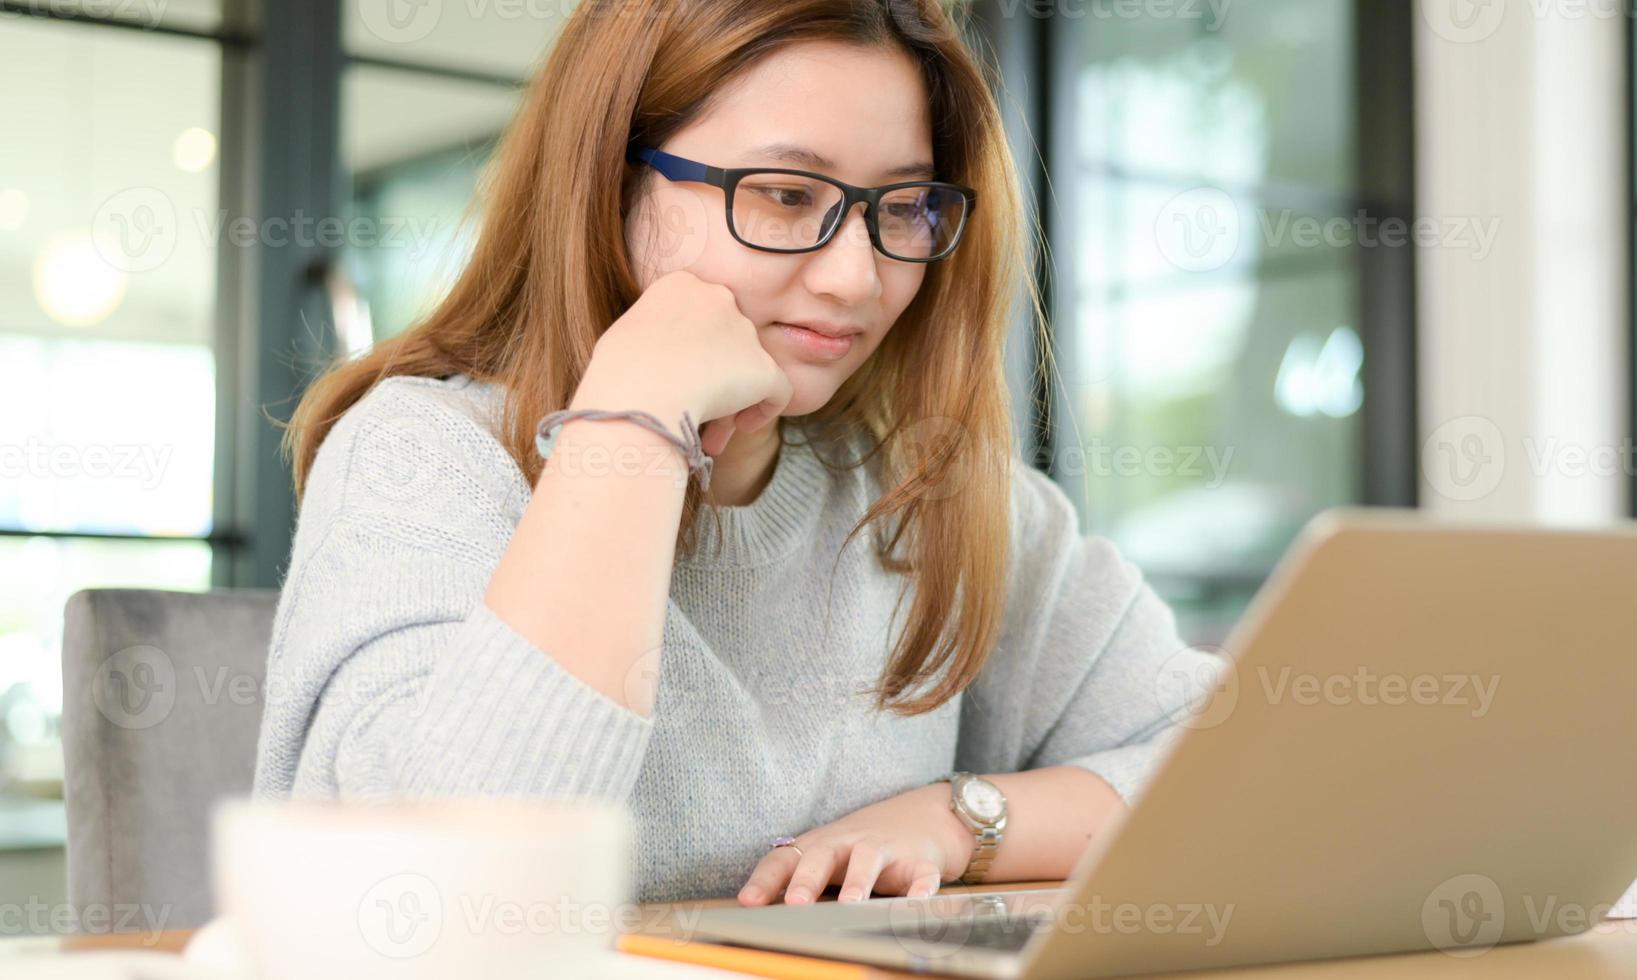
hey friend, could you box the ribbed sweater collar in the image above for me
[680,425,831,569]
[456,374,833,569]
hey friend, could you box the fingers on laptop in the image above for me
[837,839,889,902]
[738,836,822,906]
[737,834,944,906]
[783,841,842,904]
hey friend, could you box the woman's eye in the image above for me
[753,186,813,208]
[886,203,925,220]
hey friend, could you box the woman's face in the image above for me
[626,40,935,418]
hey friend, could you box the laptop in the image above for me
[684,508,1637,978]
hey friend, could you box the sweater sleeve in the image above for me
[953,462,1227,804]
[251,378,659,803]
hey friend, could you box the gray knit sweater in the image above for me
[250,372,1216,904]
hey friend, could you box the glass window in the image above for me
[0,537,213,797]
[346,0,559,79]
[0,17,220,825]
[1074,2,1355,193]
[1056,2,1363,644]
[342,66,521,341]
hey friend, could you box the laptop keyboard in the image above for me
[847,911,1046,953]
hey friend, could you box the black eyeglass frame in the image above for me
[627,145,978,263]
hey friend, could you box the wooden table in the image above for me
[49,879,1637,978]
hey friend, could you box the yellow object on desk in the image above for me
[618,931,876,980]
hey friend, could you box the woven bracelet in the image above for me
[534,408,714,492]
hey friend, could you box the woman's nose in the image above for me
[802,202,883,302]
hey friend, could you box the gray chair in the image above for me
[60,587,279,929]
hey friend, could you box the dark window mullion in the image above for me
[346,52,524,91]
[220,0,346,588]
[1354,0,1419,508]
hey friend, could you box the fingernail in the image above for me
[739,886,761,903]
[788,889,808,904]
[840,889,860,902]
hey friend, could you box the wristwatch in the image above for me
[931,771,1007,885]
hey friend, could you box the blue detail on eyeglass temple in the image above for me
[628,146,720,184]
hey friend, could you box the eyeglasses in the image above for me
[627,145,977,263]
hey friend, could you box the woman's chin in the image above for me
[779,386,842,419]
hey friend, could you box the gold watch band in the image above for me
[959,825,1001,884]
[933,771,1004,886]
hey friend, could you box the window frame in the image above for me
[970,0,1419,612]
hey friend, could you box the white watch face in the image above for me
[960,778,1005,822]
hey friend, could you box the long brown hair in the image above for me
[281,0,1046,717]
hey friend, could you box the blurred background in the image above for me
[0,0,1629,924]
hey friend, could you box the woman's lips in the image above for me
[772,322,856,360]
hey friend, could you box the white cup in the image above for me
[210,796,633,979]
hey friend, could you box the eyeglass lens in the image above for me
[730,173,967,259]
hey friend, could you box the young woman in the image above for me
[252,0,1217,909]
